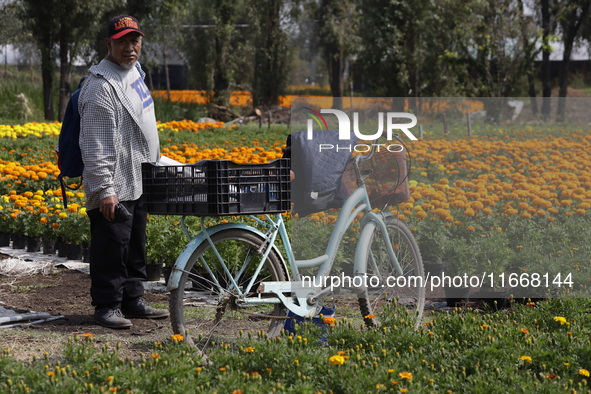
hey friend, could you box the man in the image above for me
[79,15,169,329]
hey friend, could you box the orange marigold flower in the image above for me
[467,225,475,232]
[171,334,184,342]
[323,316,337,324]
[399,372,413,380]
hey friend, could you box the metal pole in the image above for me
[467,111,472,138]
[419,124,423,139]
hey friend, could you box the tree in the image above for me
[22,0,59,120]
[307,0,359,109]
[252,0,291,108]
[556,0,591,121]
[55,0,107,121]
[143,0,188,101]
[22,0,115,121]
[518,0,543,115]
[0,0,25,76]
[181,0,251,108]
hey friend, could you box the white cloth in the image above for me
[99,60,159,162]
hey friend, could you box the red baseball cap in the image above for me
[108,15,144,39]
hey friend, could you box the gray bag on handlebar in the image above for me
[290,129,357,217]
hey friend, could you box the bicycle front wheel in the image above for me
[358,216,425,329]
[169,228,288,346]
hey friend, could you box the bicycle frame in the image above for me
[167,145,407,318]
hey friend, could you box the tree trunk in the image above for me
[556,39,573,122]
[40,39,54,121]
[253,0,283,108]
[556,3,590,121]
[329,48,343,110]
[212,33,230,106]
[528,73,538,115]
[30,53,34,83]
[148,67,154,91]
[540,0,551,119]
[58,33,71,122]
[519,0,537,115]
[163,42,171,101]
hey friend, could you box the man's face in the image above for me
[105,32,142,70]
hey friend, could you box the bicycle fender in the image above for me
[354,211,395,277]
[166,223,289,292]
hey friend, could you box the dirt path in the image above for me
[0,254,173,361]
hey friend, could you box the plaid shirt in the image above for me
[79,61,153,210]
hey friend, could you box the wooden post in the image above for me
[467,110,472,138]
[419,124,423,139]
[268,113,271,128]
[442,113,448,135]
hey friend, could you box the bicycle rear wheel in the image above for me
[169,228,288,346]
[358,216,425,329]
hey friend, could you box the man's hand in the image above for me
[100,195,119,221]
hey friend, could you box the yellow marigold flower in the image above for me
[554,316,567,325]
[171,334,184,342]
[76,193,85,198]
[579,369,590,377]
[59,212,67,219]
[399,372,412,380]
[245,347,255,353]
[520,356,532,363]
[465,208,475,217]
[329,355,345,365]
[481,324,489,329]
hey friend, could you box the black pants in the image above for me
[87,198,147,310]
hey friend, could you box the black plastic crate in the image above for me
[142,158,291,216]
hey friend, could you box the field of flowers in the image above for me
[2,118,591,391]
[1,299,591,392]
[2,121,591,293]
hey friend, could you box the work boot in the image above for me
[122,297,169,319]
[94,307,133,329]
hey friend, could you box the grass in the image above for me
[1,299,591,392]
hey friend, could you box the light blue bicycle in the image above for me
[164,143,425,346]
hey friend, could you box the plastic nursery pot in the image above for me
[0,233,10,247]
[83,245,90,263]
[11,234,26,249]
[42,238,56,255]
[444,286,471,307]
[57,241,68,258]
[423,262,446,278]
[26,237,42,253]
[146,264,163,282]
[163,267,172,285]
[67,244,83,260]
[477,288,510,310]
